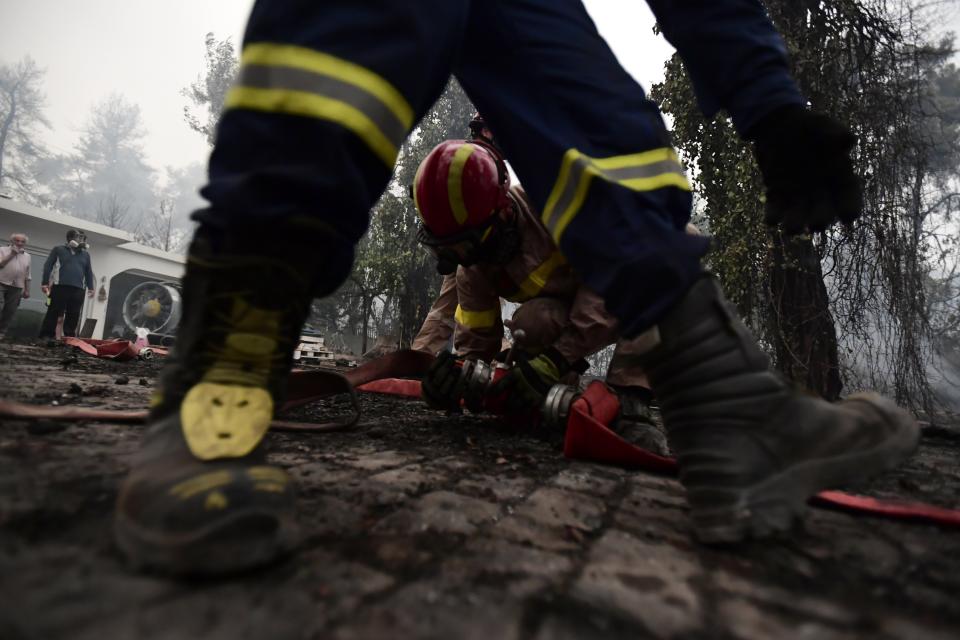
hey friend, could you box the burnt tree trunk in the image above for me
[767,233,843,399]
[361,294,372,355]
[761,1,844,400]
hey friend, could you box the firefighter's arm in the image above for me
[645,0,804,135]
[453,267,503,362]
[551,285,621,366]
[647,1,861,233]
[84,255,95,293]
[41,247,58,286]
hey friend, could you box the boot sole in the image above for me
[114,508,299,576]
[690,392,920,544]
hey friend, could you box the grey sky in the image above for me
[1,1,956,179]
[0,2,672,177]
[0,0,249,174]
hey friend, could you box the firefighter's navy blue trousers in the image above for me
[198,0,712,335]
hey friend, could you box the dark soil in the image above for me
[1,340,958,640]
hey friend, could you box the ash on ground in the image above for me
[1,340,959,640]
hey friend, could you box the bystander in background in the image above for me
[0,233,31,339]
[39,229,95,339]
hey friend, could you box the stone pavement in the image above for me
[1,341,959,639]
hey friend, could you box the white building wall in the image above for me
[0,197,185,339]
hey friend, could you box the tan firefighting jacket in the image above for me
[453,186,620,365]
[410,273,459,354]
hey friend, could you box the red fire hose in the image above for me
[358,373,960,531]
[1,349,958,530]
[563,380,960,530]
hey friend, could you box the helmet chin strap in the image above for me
[428,204,521,275]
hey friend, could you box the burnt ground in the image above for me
[0,341,959,640]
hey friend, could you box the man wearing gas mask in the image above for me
[414,127,665,426]
[39,229,95,339]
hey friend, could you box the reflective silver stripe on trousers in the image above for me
[237,64,408,152]
[543,155,688,234]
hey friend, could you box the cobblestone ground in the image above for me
[1,341,959,640]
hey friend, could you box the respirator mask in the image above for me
[418,224,494,275]
[68,232,89,250]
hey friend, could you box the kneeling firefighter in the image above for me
[414,133,661,421]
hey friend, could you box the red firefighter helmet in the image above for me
[413,139,510,239]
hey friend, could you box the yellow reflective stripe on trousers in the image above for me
[226,43,413,166]
[541,148,691,244]
[447,143,477,225]
[454,304,499,330]
[510,251,567,302]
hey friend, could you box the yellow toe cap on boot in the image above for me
[181,382,273,460]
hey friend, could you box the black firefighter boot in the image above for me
[639,275,919,543]
[114,227,317,575]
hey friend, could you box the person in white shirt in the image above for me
[0,233,31,337]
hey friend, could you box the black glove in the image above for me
[489,347,569,414]
[422,351,465,410]
[749,105,862,235]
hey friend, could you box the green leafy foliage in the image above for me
[181,33,239,147]
[654,0,960,409]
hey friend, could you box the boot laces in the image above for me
[194,288,305,388]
